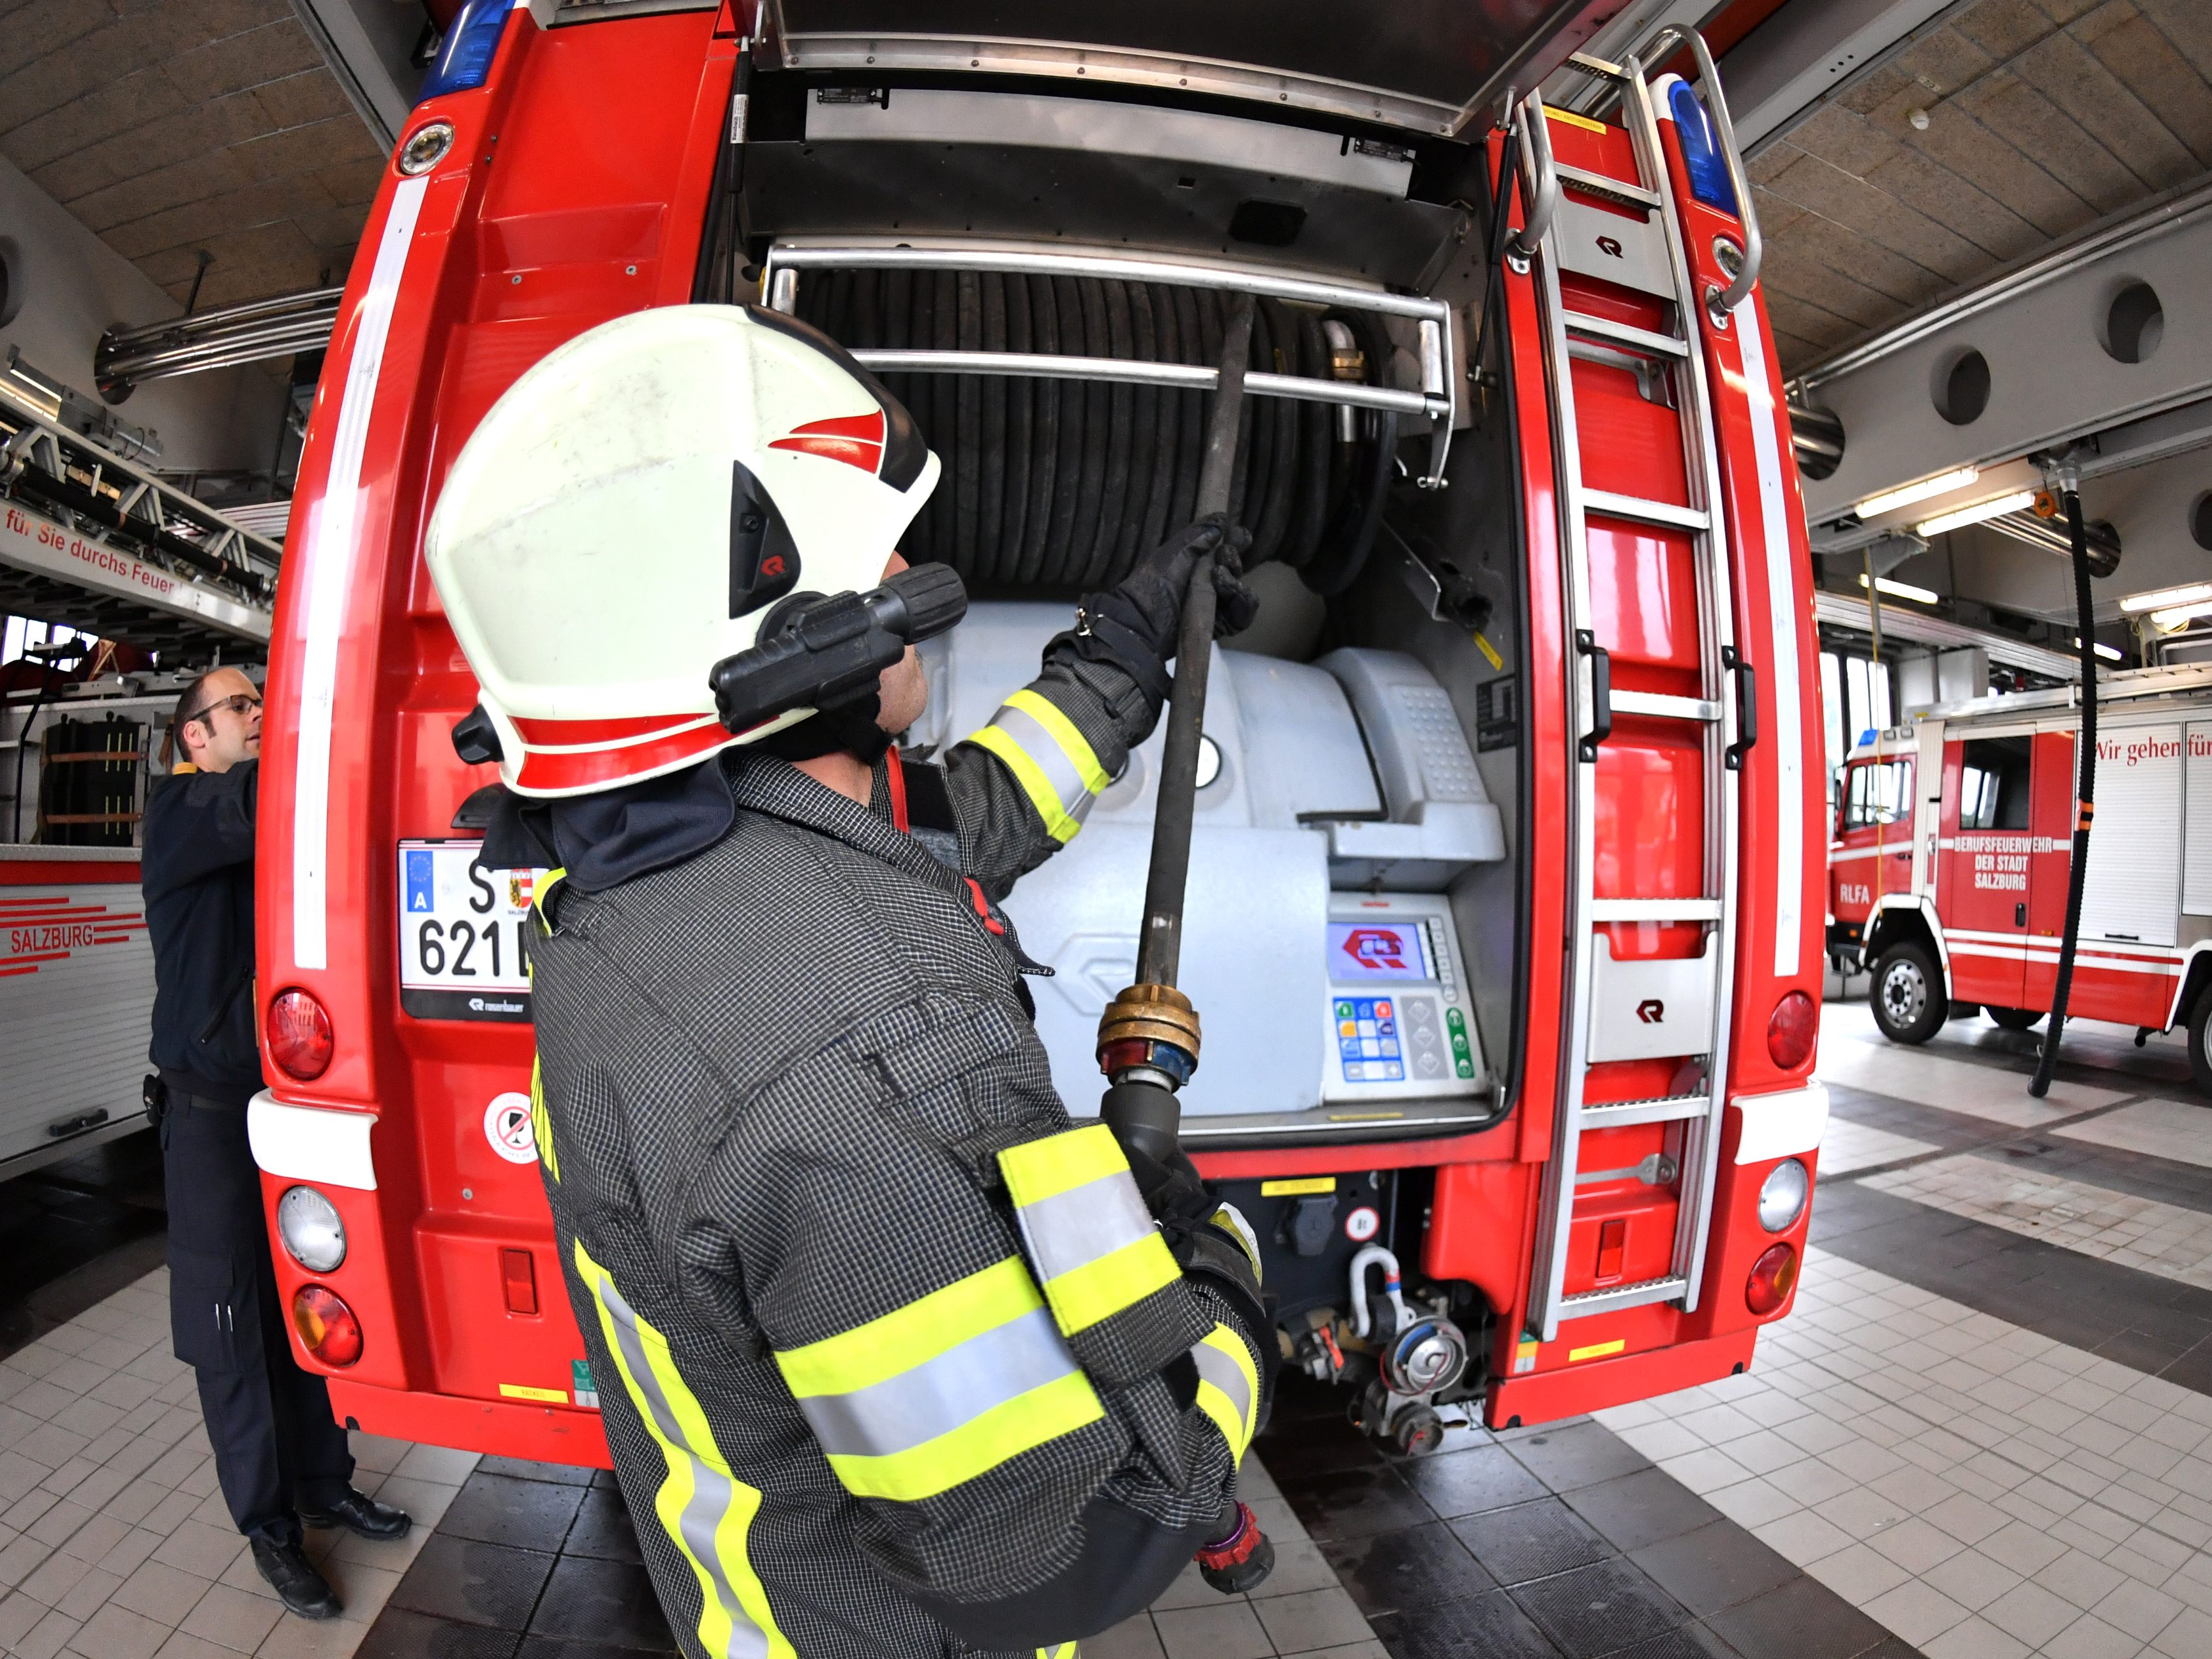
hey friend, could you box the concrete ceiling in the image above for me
[1746,0,2212,374]
[0,0,387,316]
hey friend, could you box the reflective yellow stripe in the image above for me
[1004,688,1109,793]
[824,1368,1103,1502]
[1038,1234,1181,1336]
[999,1124,1126,1208]
[532,866,567,939]
[967,724,1084,844]
[775,1256,1043,1397]
[530,1055,559,1183]
[1192,1325,1260,1462]
[573,1242,791,1659]
[1036,1644,1078,1659]
[999,1127,1179,1335]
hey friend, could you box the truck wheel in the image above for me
[2190,987,2212,1100]
[1988,1006,2043,1032]
[1871,943,1947,1045]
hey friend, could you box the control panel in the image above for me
[1322,893,1484,1101]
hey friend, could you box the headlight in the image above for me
[277,1186,347,1273]
[1758,1158,1811,1233]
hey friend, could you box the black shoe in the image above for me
[299,1487,413,1541]
[251,1539,343,1620]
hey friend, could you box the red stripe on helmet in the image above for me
[768,410,888,475]
[509,712,713,748]
[513,720,733,792]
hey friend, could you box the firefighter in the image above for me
[425,305,1274,1658]
[142,667,410,1620]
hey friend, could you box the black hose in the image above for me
[999,272,1033,586]
[1121,283,1162,581]
[2029,486,2099,1099]
[1087,279,1135,586]
[953,271,983,581]
[1017,274,1060,587]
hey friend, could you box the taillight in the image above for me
[1746,1243,1798,1315]
[292,1284,363,1367]
[1767,991,1817,1069]
[267,988,333,1080]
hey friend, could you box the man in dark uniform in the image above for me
[142,666,410,1619]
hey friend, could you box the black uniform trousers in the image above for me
[160,1093,354,1547]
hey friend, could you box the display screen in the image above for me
[1327,920,1428,981]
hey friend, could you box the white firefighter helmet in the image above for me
[423,304,940,796]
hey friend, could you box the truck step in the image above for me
[1558,1275,1691,1319]
[1578,1093,1710,1129]
[1582,489,1709,532]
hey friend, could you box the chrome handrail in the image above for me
[1506,89,1560,269]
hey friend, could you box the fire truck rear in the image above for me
[248,1,1827,1466]
[1841,663,2212,1094]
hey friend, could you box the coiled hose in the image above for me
[796,272,1398,593]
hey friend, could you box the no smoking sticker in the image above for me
[484,1092,536,1164]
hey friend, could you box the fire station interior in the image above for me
[8,3,2212,1658]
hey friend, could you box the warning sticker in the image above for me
[484,1092,536,1164]
[573,1359,599,1410]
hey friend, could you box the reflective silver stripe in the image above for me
[1192,1336,1255,1430]
[1015,1170,1155,1283]
[793,1304,1078,1459]
[989,701,1096,828]
[592,1270,769,1659]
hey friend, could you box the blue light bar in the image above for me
[1668,81,1738,216]
[419,0,512,103]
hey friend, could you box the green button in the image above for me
[1445,1008,1465,1029]
[1451,1036,1471,1057]
[1456,1060,1476,1078]
[1336,1001,1354,1019]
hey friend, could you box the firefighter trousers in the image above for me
[160,1094,354,1547]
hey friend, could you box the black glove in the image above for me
[1054,517,1259,705]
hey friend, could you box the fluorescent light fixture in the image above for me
[1854,466,1980,520]
[2150,600,2212,630]
[2074,637,2124,662]
[1858,573,1939,605]
[2119,581,2212,615]
[1915,489,2038,537]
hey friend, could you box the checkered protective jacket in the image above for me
[525,644,1266,1659]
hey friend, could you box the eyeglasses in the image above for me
[186,692,262,726]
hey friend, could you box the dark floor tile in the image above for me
[354,1609,524,1659]
[1564,1470,1726,1554]
[563,1486,646,1564]
[1400,1441,1552,1519]
[1276,1461,1437,1542]
[1511,1558,1688,1658]
[479,1455,599,1487]
[1621,1626,1744,1659]
[1627,1524,1797,1618]
[1321,1520,1495,1616]
[592,1468,623,1489]
[1502,1420,1652,1492]
[391,1535,558,1631]
[516,1641,678,1659]
[2093,1327,2198,1372]
[1258,1414,1391,1477]
[0,1131,168,1359]
[1451,1498,1613,1587]
[529,1555,675,1651]
[1700,1577,1890,1659]
[442,1473,590,1551]
[1369,1586,1562,1659]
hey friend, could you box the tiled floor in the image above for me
[0,1265,470,1659]
[10,992,2212,1659]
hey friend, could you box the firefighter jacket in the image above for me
[522,646,1267,1659]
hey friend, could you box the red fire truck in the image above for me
[1836,664,2212,1093]
[248,1,1827,1466]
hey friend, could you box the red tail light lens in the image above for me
[267,988,334,1080]
[1767,991,1818,1070]
[292,1284,363,1367]
[1746,1242,1799,1316]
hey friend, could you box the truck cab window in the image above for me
[1958,737,2030,831]
[1842,759,1911,831]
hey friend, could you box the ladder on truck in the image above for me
[1518,34,1761,1343]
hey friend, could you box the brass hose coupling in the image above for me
[1096,982,1202,1089]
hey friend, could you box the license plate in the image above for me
[397,840,545,1022]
